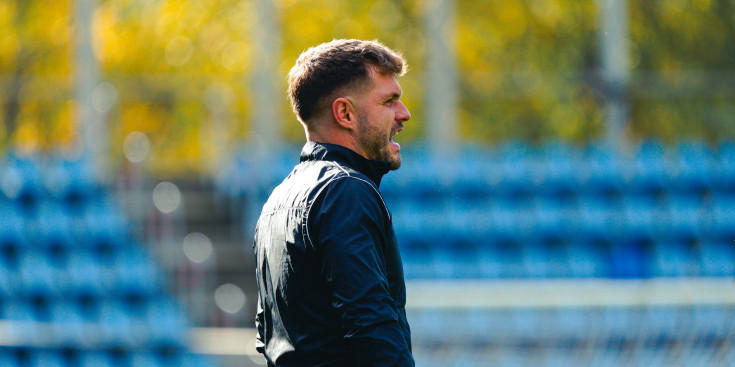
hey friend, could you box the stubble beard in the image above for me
[357,113,401,170]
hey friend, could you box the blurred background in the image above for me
[1,0,735,366]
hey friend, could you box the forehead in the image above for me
[365,68,402,98]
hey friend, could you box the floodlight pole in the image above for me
[245,0,283,240]
[250,0,282,152]
[424,0,459,159]
[75,0,108,180]
[599,0,630,150]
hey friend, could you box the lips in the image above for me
[390,124,403,145]
[389,129,400,148]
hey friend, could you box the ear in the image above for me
[331,97,356,130]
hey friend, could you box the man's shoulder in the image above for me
[315,172,390,221]
[293,159,377,191]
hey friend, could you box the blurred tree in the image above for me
[456,0,603,145]
[630,0,735,143]
[2,0,734,174]
[1,0,74,152]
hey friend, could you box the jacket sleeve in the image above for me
[310,178,414,367]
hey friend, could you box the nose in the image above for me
[395,100,411,123]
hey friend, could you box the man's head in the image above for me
[288,39,411,170]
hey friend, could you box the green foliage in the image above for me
[1,0,734,175]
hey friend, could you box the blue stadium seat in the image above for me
[78,351,116,367]
[495,141,541,200]
[599,306,634,341]
[179,353,218,367]
[481,234,526,278]
[19,250,59,298]
[1,299,41,342]
[461,310,505,341]
[66,250,115,299]
[29,198,75,253]
[538,141,583,199]
[692,305,727,339]
[49,299,88,347]
[1,154,44,214]
[408,310,461,344]
[566,237,611,278]
[444,197,493,241]
[642,306,681,341]
[81,196,129,251]
[629,139,673,197]
[671,140,715,195]
[454,145,497,200]
[576,197,620,242]
[665,195,704,240]
[113,247,164,297]
[0,349,21,367]
[97,299,139,348]
[0,201,29,263]
[620,195,660,241]
[432,238,485,278]
[129,351,163,367]
[44,156,100,212]
[579,141,625,200]
[381,143,436,199]
[27,350,67,367]
[396,237,437,280]
[532,197,575,241]
[550,307,589,341]
[0,261,14,297]
[715,141,735,192]
[145,296,188,348]
[489,198,535,240]
[649,238,699,277]
[699,240,735,277]
[523,236,570,278]
[608,236,651,278]
[711,194,735,241]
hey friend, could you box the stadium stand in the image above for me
[0,153,217,367]
[222,139,735,366]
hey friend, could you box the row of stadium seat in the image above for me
[1,295,187,349]
[392,194,735,240]
[399,238,733,279]
[0,248,163,299]
[409,305,735,367]
[412,342,735,367]
[222,140,735,197]
[225,140,735,280]
[0,196,129,251]
[409,306,735,343]
[382,140,735,199]
[0,154,101,209]
[0,155,216,365]
[0,348,216,367]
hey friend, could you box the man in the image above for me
[253,39,414,366]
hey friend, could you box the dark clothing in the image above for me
[253,142,414,367]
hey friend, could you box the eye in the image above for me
[384,99,394,107]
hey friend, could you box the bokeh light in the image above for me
[122,131,150,164]
[214,283,246,314]
[183,232,213,264]
[152,181,181,213]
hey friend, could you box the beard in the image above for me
[356,112,401,170]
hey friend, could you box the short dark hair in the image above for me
[287,39,407,123]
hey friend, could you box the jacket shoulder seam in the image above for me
[303,174,390,249]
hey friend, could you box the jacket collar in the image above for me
[300,141,391,187]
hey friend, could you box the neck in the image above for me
[305,125,362,160]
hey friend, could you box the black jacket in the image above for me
[254,142,414,367]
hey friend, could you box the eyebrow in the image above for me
[383,92,401,101]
